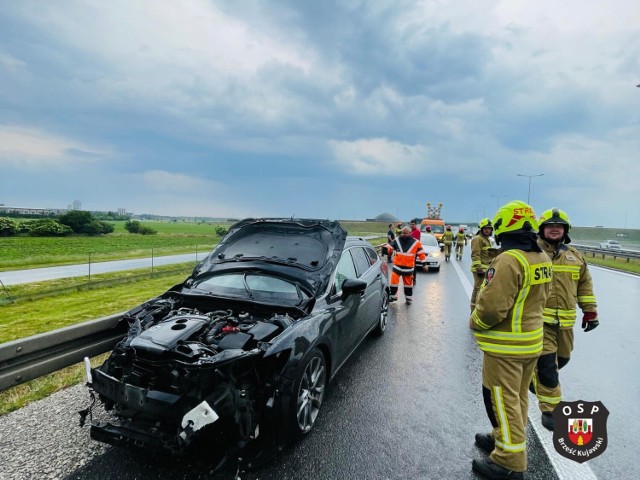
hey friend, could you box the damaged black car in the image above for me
[82,218,389,468]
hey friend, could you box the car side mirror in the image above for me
[341,278,367,300]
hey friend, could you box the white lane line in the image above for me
[451,261,598,480]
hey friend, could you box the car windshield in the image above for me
[422,225,444,234]
[609,241,620,245]
[187,272,303,303]
[421,234,439,247]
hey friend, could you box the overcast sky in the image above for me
[1,0,639,227]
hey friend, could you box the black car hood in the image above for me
[190,218,347,297]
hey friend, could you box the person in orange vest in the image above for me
[387,227,427,304]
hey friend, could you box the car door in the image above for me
[330,249,363,366]
[350,246,383,337]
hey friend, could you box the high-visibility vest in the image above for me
[389,238,426,275]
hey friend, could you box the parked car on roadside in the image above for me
[600,240,622,250]
[82,218,389,469]
[419,232,442,272]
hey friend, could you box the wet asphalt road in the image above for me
[2,255,637,480]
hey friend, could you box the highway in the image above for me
[0,253,205,286]
[0,252,637,479]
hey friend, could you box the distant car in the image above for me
[419,232,441,272]
[600,240,622,250]
[83,218,389,467]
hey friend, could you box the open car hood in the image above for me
[190,218,347,297]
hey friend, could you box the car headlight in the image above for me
[431,251,440,257]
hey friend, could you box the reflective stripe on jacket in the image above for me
[455,232,467,245]
[537,238,597,328]
[470,249,552,357]
[388,236,427,275]
[443,231,454,245]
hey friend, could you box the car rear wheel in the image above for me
[373,291,389,336]
[287,349,327,439]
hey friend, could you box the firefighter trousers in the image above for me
[389,271,414,300]
[470,272,485,312]
[444,243,452,258]
[482,353,538,472]
[455,243,464,258]
[532,324,574,413]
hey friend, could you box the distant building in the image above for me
[117,208,127,216]
[369,212,398,223]
[0,206,66,216]
[69,200,82,210]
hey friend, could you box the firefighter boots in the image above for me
[541,412,554,431]
[472,457,524,480]
[474,433,495,454]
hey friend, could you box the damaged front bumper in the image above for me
[87,367,222,451]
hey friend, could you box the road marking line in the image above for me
[451,260,598,480]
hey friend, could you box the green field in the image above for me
[0,220,389,270]
[0,220,228,270]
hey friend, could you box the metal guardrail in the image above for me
[0,313,127,392]
[572,244,640,261]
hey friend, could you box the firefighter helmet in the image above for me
[492,201,538,237]
[459,227,464,233]
[478,218,493,230]
[425,225,431,232]
[539,208,571,230]
[446,225,452,230]
[539,208,571,242]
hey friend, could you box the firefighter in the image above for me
[442,225,454,261]
[455,226,467,260]
[394,222,403,237]
[531,208,598,431]
[387,226,427,304]
[470,200,552,480]
[470,219,498,312]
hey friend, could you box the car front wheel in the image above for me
[373,291,389,336]
[286,349,327,440]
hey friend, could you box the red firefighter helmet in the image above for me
[446,225,452,230]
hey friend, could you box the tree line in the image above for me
[0,211,161,237]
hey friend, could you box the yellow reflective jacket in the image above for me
[443,230,454,245]
[537,238,597,328]
[470,234,497,273]
[455,232,467,245]
[470,249,552,358]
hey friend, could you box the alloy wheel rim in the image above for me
[296,356,326,432]
[379,294,389,331]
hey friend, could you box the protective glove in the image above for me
[582,312,599,332]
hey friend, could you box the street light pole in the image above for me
[490,194,507,209]
[516,173,544,204]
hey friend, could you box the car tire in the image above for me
[373,291,389,337]
[285,349,327,441]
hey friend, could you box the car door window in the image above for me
[364,246,378,265]
[334,250,358,292]
[351,247,372,278]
